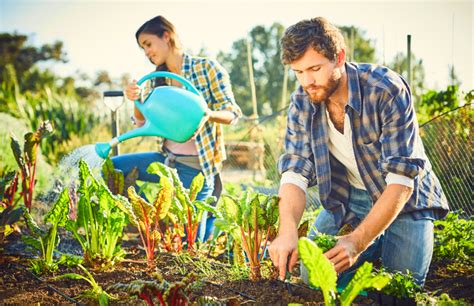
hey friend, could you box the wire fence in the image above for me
[222,104,473,216]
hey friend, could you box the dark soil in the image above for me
[0,232,472,305]
[424,259,474,303]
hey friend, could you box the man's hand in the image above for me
[324,234,364,273]
[268,230,299,280]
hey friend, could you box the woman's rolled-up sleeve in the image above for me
[206,60,242,124]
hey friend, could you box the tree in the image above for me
[338,26,376,63]
[218,23,295,116]
[218,24,377,116]
[0,33,67,88]
[388,52,426,104]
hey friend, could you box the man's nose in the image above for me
[301,72,315,87]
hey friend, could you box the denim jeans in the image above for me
[302,186,434,287]
[111,152,215,242]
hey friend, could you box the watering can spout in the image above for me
[95,138,119,159]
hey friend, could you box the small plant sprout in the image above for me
[22,188,70,274]
[55,264,116,306]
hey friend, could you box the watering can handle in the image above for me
[136,71,201,96]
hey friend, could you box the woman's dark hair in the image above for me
[135,16,182,86]
[280,17,345,64]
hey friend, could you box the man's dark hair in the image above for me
[280,17,346,64]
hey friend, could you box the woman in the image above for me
[114,15,242,241]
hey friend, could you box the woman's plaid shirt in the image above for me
[157,53,242,182]
[278,62,448,228]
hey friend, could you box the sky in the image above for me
[1,0,473,92]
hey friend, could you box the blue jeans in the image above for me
[303,187,434,287]
[111,152,215,242]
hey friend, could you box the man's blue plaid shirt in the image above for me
[278,62,449,228]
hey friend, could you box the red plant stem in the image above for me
[153,289,166,306]
[261,226,271,258]
[139,203,153,262]
[240,227,253,265]
[186,207,194,249]
[28,154,37,210]
[139,293,155,306]
[253,211,259,264]
[7,174,18,207]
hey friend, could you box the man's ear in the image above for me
[337,49,346,67]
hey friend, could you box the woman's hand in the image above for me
[124,80,140,101]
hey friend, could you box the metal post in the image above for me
[407,34,412,87]
[246,39,258,121]
[103,90,125,156]
[111,110,119,156]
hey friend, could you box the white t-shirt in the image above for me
[280,110,414,193]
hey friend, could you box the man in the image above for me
[268,17,448,286]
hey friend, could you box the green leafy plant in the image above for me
[10,121,53,211]
[214,190,279,280]
[433,212,473,266]
[117,178,177,266]
[109,272,197,306]
[66,160,127,270]
[55,264,115,306]
[376,269,421,299]
[22,188,70,274]
[311,232,338,253]
[147,162,218,252]
[298,237,390,306]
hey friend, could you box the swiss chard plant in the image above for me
[298,237,390,306]
[66,160,127,271]
[101,158,138,196]
[214,190,279,281]
[10,121,53,211]
[22,188,71,274]
[147,162,218,252]
[108,272,197,306]
[116,177,177,267]
[55,264,116,306]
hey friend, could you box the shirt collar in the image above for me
[181,52,192,76]
[345,62,362,115]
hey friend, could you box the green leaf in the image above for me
[44,188,70,227]
[189,173,204,202]
[298,237,337,306]
[340,262,390,306]
[24,132,39,167]
[10,134,27,175]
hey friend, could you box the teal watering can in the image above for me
[95,71,208,159]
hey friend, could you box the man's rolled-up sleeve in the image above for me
[278,98,317,186]
[379,85,426,179]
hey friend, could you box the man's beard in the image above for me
[304,76,340,104]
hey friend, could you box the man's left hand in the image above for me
[324,234,365,273]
